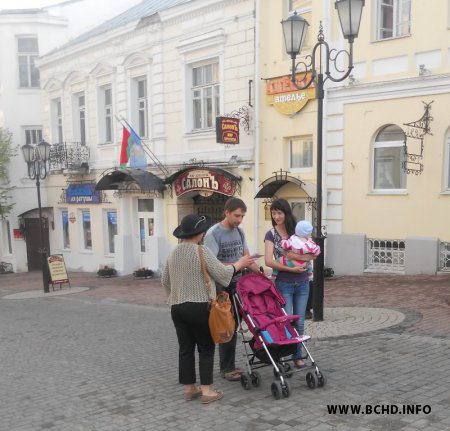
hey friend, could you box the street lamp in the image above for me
[21,140,52,293]
[281,0,364,321]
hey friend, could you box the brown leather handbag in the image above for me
[198,245,235,344]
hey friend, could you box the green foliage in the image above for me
[0,128,17,217]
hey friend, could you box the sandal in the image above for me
[201,390,223,404]
[184,387,202,401]
[221,369,242,381]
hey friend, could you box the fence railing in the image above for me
[439,242,450,272]
[366,238,406,272]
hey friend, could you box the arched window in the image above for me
[373,125,406,190]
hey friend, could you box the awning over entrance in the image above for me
[18,207,53,218]
[95,168,165,193]
[255,171,315,198]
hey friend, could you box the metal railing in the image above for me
[366,238,406,272]
[49,142,90,173]
[439,242,450,272]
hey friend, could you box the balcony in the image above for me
[49,142,90,174]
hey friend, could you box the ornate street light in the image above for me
[281,0,364,321]
[21,140,51,293]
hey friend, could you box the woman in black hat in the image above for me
[162,214,256,404]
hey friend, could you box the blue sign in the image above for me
[67,184,101,204]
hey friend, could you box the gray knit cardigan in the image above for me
[161,243,235,306]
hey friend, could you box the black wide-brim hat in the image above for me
[173,214,212,239]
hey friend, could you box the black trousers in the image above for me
[217,281,239,373]
[171,302,215,385]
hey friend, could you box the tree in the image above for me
[0,127,17,217]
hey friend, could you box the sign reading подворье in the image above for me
[66,183,101,204]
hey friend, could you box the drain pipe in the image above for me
[253,0,261,254]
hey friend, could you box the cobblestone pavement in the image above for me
[1,271,450,430]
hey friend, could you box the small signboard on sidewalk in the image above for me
[47,254,71,290]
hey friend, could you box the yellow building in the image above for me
[256,0,450,275]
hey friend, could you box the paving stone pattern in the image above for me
[0,271,449,430]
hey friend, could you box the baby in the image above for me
[273,220,321,280]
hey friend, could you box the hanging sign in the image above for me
[216,117,240,145]
[47,254,70,288]
[174,169,237,197]
[66,183,101,204]
[266,73,316,115]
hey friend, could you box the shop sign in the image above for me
[66,183,101,204]
[174,169,237,197]
[13,229,24,240]
[266,73,316,115]
[216,117,240,144]
[47,254,69,285]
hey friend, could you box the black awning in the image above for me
[18,207,53,218]
[255,175,305,198]
[95,168,165,193]
[164,166,241,184]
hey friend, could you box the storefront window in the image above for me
[62,210,70,249]
[81,210,92,249]
[106,211,117,253]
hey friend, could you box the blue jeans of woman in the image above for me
[275,280,309,360]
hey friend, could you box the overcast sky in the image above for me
[1,0,72,9]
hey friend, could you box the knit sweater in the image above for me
[161,243,235,306]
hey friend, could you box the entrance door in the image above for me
[24,218,50,271]
[137,199,155,268]
[193,193,228,224]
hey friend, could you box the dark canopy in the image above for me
[95,168,165,193]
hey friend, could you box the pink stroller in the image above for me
[234,272,327,399]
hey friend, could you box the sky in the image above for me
[1,0,70,9]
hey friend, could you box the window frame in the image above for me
[80,209,92,251]
[375,0,411,41]
[99,85,113,144]
[51,98,63,143]
[17,35,40,88]
[189,60,220,131]
[23,127,42,145]
[289,136,313,171]
[105,210,117,255]
[73,92,86,145]
[445,135,450,191]
[61,209,70,250]
[372,126,407,193]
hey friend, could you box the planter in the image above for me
[97,266,117,278]
[133,268,154,279]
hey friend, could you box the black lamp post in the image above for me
[281,0,364,321]
[21,140,51,293]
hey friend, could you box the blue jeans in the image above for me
[275,280,309,360]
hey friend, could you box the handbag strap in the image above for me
[198,245,212,297]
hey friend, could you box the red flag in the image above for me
[120,127,130,168]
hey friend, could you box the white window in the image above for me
[24,128,42,145]
[81,210,92,250]
[190,61,220,130]
[373,125,406,191]
[131,77,148,138]
[52,98,63,143]
[290,137,313,169]
[61,210,70,249]
[376,0,411,40]
[106,211,117,254]
[73,92,86,145]
[17,36,40,88]
[99,85,113,143]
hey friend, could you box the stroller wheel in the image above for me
[317,371,327,387]
[281,379,291,398]
[306,372,318,389]
[271,381,282,400]
[240,372,252,390]
[251,371,261,388]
